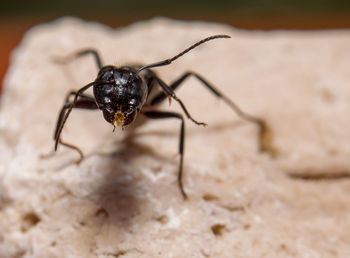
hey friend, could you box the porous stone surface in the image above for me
[1,17,350,258]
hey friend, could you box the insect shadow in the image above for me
[53,35,270,199]
[86,136,145,229]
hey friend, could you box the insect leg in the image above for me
[152,75,207,127]
[54,91,97,141]
[149,71,268,152]
[54,94,99,163]
[142,110,187,199]
[54,49,103,70]
[54,82,97,152]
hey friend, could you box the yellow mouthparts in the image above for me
[113,110,125,127]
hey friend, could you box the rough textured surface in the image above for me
[1,17,350,258]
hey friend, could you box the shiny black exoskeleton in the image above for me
[53,35,266,199]
[93,66,148,127]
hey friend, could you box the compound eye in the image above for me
[103,84,113,93]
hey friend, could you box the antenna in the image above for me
[137,34,231,73]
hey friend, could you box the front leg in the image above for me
[142,110,187,199]
[54,85,99,163]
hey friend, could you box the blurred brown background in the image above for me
[1,0,350,93]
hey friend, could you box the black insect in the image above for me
[54,35,266,199]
